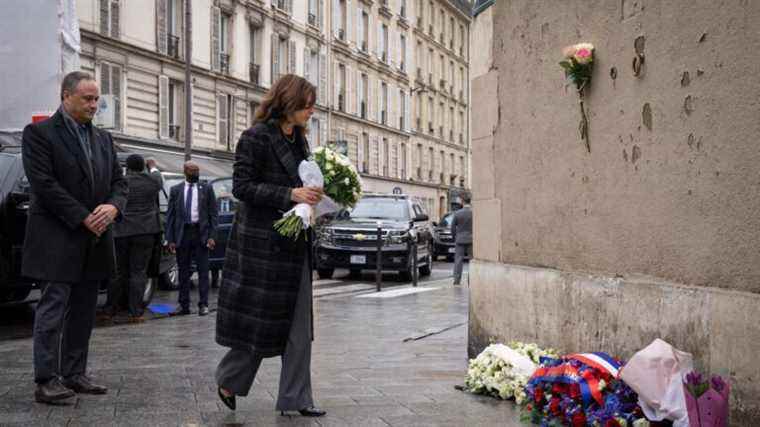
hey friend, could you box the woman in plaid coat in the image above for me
[214,75,326,417]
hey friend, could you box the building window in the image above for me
[400,143,407,179]
[381,24,389,63]
[305,50,319,88]
[399,34,407,71]
[460,24,465,56]
[449,17,455,48]
[250,25,262,85]
[428,147,434,180]
[381,82,388,125]
[362,132,370,173]
[399,90,406,130]
[220,13,231,74]
[416,143,423,179]
[99,62,123,131]
[218,94,234,151]
[308,0,318,26]
[309,117,320,149]
[383,138,389,176]
[167,80,184,140]
[338,64,346,112]
[417,0,423,27]
[459,155,465,185]
[99,0,120,38]
[157,0,183,58]
[359,73,368,119]
[338,0,347,40]
[271,35,291,83]
[427,97,433,133]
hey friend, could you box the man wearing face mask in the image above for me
[165,161,218,316]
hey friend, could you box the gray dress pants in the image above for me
[215,259,314,411]
[33,281,100,383]
[453,243,471,285]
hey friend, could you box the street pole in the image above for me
[376,222,382,292]
[183,0,193,161]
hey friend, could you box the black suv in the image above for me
[0,134,34,304]
[314,193,434,281]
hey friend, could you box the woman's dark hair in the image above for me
[253,74,316,127]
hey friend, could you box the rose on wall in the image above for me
[560,43,595,153]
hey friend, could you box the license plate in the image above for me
[350,255,366,264]
[448,247,456,253]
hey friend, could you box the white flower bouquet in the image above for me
[274,146,363,239]
[464,341,558,404]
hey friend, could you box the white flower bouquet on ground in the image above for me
[464,341,558,404]
[274,146,363,239]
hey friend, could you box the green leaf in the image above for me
[559,61,572,70]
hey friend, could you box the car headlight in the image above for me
[387,230,409,245]
[318,228,335,244]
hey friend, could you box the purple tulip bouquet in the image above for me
[683,371,730,427]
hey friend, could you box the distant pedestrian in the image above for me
[165,161,218,317]
[451,194,472,286]
[109,155,163,323]
[22,71,127,403]
[214,74,326,417]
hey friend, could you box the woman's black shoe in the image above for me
[218,387,236,410]
[298,406,327,417]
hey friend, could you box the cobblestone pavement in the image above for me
[0,265,523,426]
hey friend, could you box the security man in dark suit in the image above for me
[110,154,163,322]
[451,193,473,286]
[165,161,218,316]
[22,71,127,403]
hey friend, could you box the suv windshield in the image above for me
[350,198,410,221]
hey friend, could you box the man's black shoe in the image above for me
[199,305,210,316]
[170,306,191,316]
[35,378,75,403]
[62,375,107,395]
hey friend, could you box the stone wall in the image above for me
[469,0,760,422]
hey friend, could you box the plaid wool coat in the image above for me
[215,120,312,356]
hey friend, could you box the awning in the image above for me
[119,143,234,178]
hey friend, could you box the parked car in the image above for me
[208,177,237,285]
[432,212,456,261]
[314,193,434,281]
[0,136,34,304]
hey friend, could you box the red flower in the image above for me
[549,397,561,416]
[571,412,586,427]
[534,387,544,403]
[568,384,581,399]
[552,383,567,395]
[605,419,622,427]
[526,403,533,412]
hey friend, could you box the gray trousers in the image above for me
[216,259,314,411]
[33,281,99,384]
[453,243,471,285]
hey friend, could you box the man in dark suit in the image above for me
[110,154,163,323]
[166,161,218,316]
[451,194,473,286]
[22,71,127,403]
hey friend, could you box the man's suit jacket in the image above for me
[165,181,218,246]
[113,170,163,238]
[21,111,128,283]
[451,206,473,245]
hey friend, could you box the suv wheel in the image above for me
[399,252,414,282]
[143,278,157,308]
[160,264,179,290]
[419,245,432,277]
[317,268,334,280]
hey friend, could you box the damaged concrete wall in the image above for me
[469,0,760,422]
[482,0,760,293]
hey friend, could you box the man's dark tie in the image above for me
[185,184,194,224]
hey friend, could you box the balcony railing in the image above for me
[168,34,180,59]
[308,12,317,26]
[249,63,260,85]
[220,53,230,75]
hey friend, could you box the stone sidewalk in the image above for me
[0,281,523,426]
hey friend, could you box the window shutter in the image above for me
[158,75,169,138]
[211,6,221,71]
[110,0,120,38]
[345,65,352,114]
[156,0,168,54]
[304,48,311,83]
[356,8,362,51]
[332,0,339,37]
[317,0,324,30]
[288,40,296,74]
[318,53,326,105]
[218,94,228,147]
[271,34,279,84]
[356,71,362,117]
[112,66,122,129]
[99,0,110,35]
[346,0,352,43]
[405,91,410,132]
[320,118,327,148]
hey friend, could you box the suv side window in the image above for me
[412,204,424,219]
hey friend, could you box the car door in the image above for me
[411,202,432,258]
